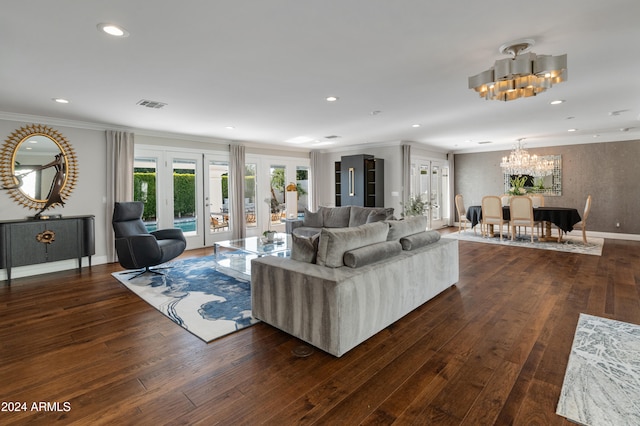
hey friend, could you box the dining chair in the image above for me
[481,195,508,240]
[529,194,545,207]
[573,195,592,244]
[455,194,474,234]
[509,196,536,242]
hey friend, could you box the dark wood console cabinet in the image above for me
[0,216,95,284]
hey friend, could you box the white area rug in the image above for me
[557,314,640,425]
[112,255,259,343]
[443,230,603,256]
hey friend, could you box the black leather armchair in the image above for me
[112,202,187,279]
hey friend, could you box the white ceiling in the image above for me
[1,0,639,153]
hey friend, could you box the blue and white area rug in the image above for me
[443,231,603,256]
[112,256,258,343]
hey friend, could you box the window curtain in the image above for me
[310,150,321,211]
[448,152,455,226]
[230,144,246,240]
[105,130,135,262]
[402,144,411,213]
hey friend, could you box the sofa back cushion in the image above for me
[303,207,324,227]
[316,222,389,267]
[386,216,428,240]
[322,206,351,228]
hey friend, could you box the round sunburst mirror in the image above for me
[0,124,78,213]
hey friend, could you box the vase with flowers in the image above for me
[508,176,528,196]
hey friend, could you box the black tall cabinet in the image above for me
[335,154,384,207]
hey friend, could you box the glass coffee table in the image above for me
[213,233,291,276]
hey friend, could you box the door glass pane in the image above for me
[209,160,229,233]
[295,166,309,218]
[173,159,197,235]
[431,165,441,221]
[134,157,157,232]
[245,163,257,229]
[269,165,286,228]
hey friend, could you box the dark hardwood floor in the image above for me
[2,230,639,425]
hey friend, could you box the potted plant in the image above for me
[262,229,276,242]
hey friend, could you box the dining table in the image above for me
[466,205,582,242]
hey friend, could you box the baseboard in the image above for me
[0,255,109,282]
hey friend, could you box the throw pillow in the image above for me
[366,210,388,223]
[303,207,324,227]
[343,241,402,268]
[386,216,428,240]
[399,230,441,251]
[291,233,320,263]
[316,222,389,267]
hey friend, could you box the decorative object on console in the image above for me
[469,38,567,101]
[0,124,78,218]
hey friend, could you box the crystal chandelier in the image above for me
[469,39,567,101]
[500,140,554,177]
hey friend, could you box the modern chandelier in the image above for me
[469,39,567,101]
[500,139,554,177]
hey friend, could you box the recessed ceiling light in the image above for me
[52,98,69,104]
[326,96,339,102]
[411,124,421,128]
[225,126,235,130]
[568,128,578,132]
[97,23,130,37]
[550,100,565,105]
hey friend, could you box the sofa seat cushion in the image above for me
[316,222,389,267]
[400,230,441,251]
[344,240,402,268]
[386,216,428,240]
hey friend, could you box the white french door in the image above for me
[134,149,203,250]
[135,147,311,247]
[411,159,450,229]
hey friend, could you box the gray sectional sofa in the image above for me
[251,214,459,357]
[290,205,395,238]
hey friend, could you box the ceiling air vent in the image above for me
[324,135,340,139]
[477,141,492,145]
[137,99,167,109]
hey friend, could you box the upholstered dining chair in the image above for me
[455,194,474,234]
[509,196,536,242]
[529,194,545,208]
[112,201,187,279]
[481,195,508,241]
[573,195,592,244]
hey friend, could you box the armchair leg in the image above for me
[120,266,170,280]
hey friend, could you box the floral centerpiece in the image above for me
[508,176,528,196]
